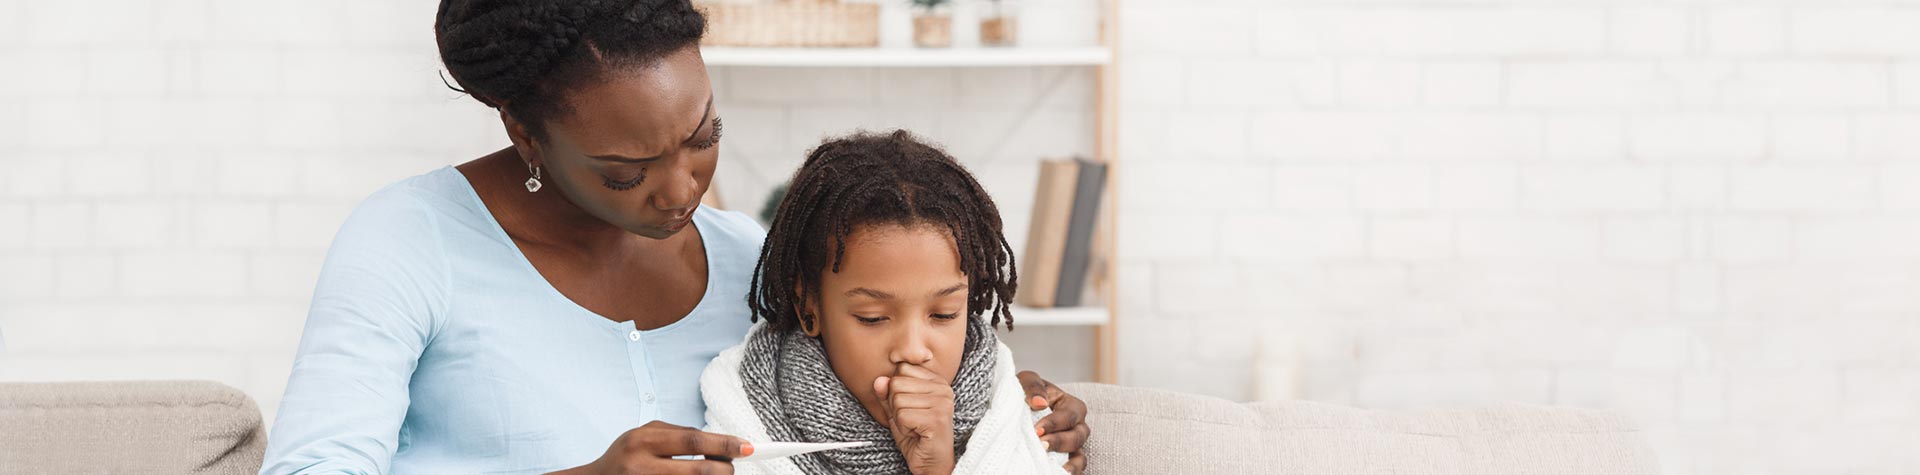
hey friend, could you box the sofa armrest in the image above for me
[1,380,266,475]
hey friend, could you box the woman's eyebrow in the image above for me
[591,154,657,163]
[589,95,715,162]
[681,94,714,143]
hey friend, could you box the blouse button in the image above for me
[642,392,656,403]
[627,330,642,342]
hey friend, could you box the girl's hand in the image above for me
[873,364,956,475]
[546,420,752,475]
[1020,371,1090,474]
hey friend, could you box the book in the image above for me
[1053,159,1107,307]
[1017,160,1081,308]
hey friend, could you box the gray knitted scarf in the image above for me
[738,317,998,475]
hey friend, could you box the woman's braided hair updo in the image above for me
[434,0,706,140]
[748,130,1020,334]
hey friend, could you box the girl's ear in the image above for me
[800,315,822,337]
[796,284,823,337]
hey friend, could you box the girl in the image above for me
[702,130,1069,475]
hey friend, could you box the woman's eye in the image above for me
[931,313,960,321]
[690,117,723,150]
[602,169,646,191]
[853,315,887,324]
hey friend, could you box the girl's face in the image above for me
[806,223,971,424]
[506,46,720,240]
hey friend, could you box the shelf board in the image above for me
[703,46,1112,67]
[1009,305,1110,327]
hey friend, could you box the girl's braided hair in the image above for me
[749,130,1019,333]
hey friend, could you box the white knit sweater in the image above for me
[700,329,1069,475]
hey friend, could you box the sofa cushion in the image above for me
[0,380,266,475]
[1060,383,1659,475]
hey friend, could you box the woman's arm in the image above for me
[259,188,450,475]
[1018,371,1090,474]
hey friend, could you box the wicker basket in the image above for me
[699,0,881,48]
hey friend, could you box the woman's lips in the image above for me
[659,212,694,231]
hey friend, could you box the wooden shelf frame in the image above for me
[1090,0,1121,385]
[702,46,1112,67]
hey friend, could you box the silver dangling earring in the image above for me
[524,164,543,192]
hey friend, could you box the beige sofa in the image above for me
[1,381,266,475]
[1058,382,1660,474]
[0,381,1658,474]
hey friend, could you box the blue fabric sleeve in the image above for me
[260,185,451,475]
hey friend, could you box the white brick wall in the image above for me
[0,0,1103,427]
[1121,0,1920,473]
[6,0,1920,473]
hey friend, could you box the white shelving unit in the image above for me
[703,46,1111,67]
[706,47,1116,326]
[1009,305,1112,327]
[706,3,1120,381]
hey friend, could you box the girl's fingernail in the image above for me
[1030,396,1048,408]
[741,442,755,457]
[1042,440,1051,451]
[1036,426,1046,437]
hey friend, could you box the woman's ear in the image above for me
[501,109,541,168]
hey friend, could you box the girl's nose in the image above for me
[899,347,933,366]
[891,324,936,366]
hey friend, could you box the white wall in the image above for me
[1115,0,1920,473]
[4,0,1919,473]
[0,0,1102,423]
[0,0,496,420]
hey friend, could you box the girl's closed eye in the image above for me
[853,314,888,325]
[931,313,960,321]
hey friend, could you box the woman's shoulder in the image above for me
[301,169,479,349]
[316,168,483,292]
[351,167,475,220]
[331,167,487,248]
[340,167,462,223]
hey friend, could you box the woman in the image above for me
[259,1,1090,474]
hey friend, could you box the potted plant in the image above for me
[979,0,1017,47]
[910,0,953,48]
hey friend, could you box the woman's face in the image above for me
[807,223,971,424]
[509,46,719,240]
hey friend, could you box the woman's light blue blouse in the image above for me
[261,167,764,475]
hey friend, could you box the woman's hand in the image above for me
[547,421,751,475]
[1019,371,1090,474]
[873,364,957,475]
